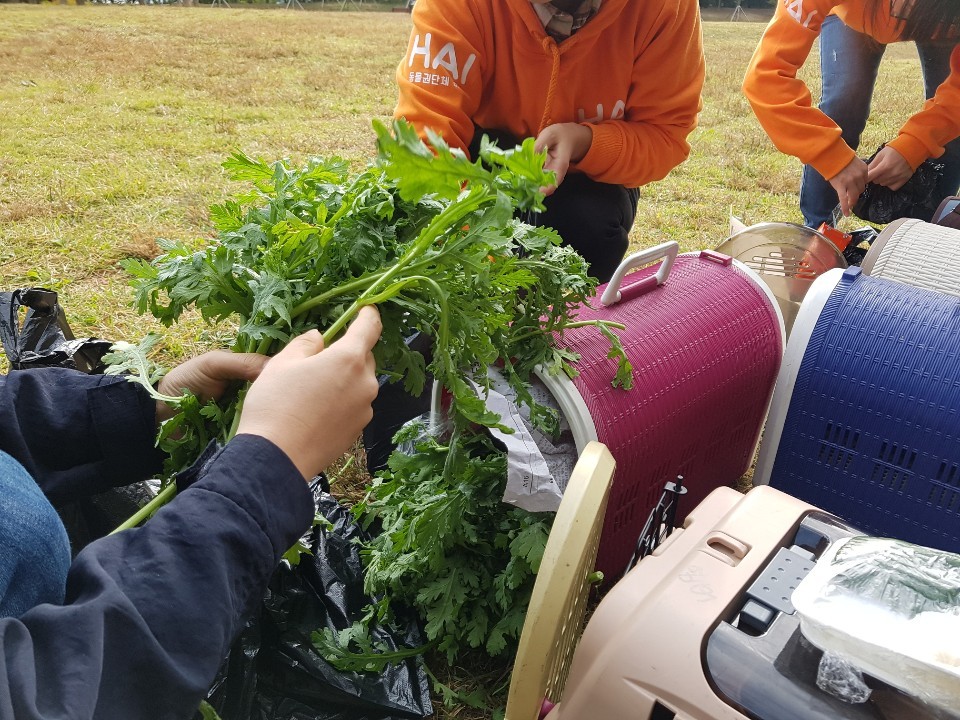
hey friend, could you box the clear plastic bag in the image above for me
[816,651,872,704]
[793,536,960,712]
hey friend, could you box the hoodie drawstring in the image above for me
[539,37,562,132]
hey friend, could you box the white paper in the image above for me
[476,368,575,513]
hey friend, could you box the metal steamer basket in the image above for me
[714,222,847,336]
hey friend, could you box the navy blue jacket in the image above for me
[0,368,314,719]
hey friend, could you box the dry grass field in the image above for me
[1,4,926,357]
[0,4,933,717]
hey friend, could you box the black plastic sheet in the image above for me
[0,288,112,373]
[202,487,433,720]
[853,147,946,226]
[842,226,879,267]
[0,287,142,550]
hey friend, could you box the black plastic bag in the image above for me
[0,288,112,373]
[202,486,433,720]
[841,226,879,267]
[853,146,946,225]
[0,287,147,549]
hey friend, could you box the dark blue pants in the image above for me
[0,450,71,617]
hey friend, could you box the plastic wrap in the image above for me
[793,536,960,711]
[479,368,574,512]
[816,651,872,704]
[427,368,576,513]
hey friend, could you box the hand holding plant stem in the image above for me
[111,118,632,529]
[154,349,268,424]
[236,306,381,481]
[110,307,383,532]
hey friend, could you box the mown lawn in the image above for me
[0,4,931,717]
[1,4,925,355]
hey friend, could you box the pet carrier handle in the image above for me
[698,249,733,266]
[600,241,679,306]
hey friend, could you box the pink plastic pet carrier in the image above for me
[544,242,784,581]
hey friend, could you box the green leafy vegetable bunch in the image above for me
[312,418,551,714]
[112,120,632,700]
[118,119,629,480]
[359,420,551,662]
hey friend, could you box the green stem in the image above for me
[198,700,224,720]
[320,201,476,343]
[291,273,379,318]
[323,273,447,347]
[116,384,253,534]
[293,189,487,326]
[510,319,626,344]
[232,335,256,354]
[111,483,177,534]
[227,384,249,440]
[326,454,355,486]
[413,276,449,359]
[327,191,356,226]
[329,639,436,666]
[441,423,462,485]
[290,251,445,320]
[568,319,626,330]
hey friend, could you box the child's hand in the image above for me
[236,306,382,480]
[535,123,593,196]
[157,351,268,424]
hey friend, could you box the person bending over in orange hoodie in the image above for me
[743,0,960,228]
[393,0,705,285]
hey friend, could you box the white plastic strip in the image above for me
[753,267,845,485]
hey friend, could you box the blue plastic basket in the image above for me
[755,267,960,552]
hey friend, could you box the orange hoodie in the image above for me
[394,0,705,188]
[743,0,960,181]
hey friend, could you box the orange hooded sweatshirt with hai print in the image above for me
[743,0,960,182]
[394,0,705,189]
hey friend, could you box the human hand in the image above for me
[236,305,382,481]
[534,123,593,196]
[156,351,268,424]
[827,157,869,218]
[867,145,913,191]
